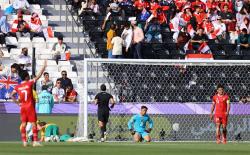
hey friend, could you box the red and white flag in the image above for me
[184,40,193,52]
[198,42,211,53]
[207,29,220,39]
[169,16,181,32]
[43,26,54,39]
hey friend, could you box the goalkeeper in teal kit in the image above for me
[128,106,154,142]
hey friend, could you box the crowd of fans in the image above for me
[71,0,250,58]
[0,0,78,109]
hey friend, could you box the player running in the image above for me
[94,84,115,142]
[210,84,230,144]
[11,60,47,147]
[128,106,154,142]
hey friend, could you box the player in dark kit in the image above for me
[11,60,47,147]
[210,84,230,144]
[94,84,115,142]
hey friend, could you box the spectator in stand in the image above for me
[237,28,250,51]
[176,27,191,50]
[107,0,124,17]
[191,27,208,51]
[40,72,54,94]
[30,12,45,40]
[212,16,227,42]
[191,0,206,12]
[52,35,68,63]
[208,8,220,22]
[236,7,249,27]
[219,0,233,13]
[57,70,73,91]
[37,85,54,114]
[0,16,11,47]
[240,17,250,34]
[131,20,144,59]
[235,0,244,13]
[13,0,30,15]
[106,23,116,58]
[121,22,133,58]
[52,79,65,102]
[111,32,124,58]
[17,47,32,71]
[220,4,236,32]
[145,18,162,43]
[89,0,100,16]
[193,5,207,26]
[65,85,78,102]
[11,15,30,39]
[0,63,20,77]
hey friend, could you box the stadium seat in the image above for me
[5,37,18,46]
[32,37,46,49]
[18,37,32,48]
[46,37,58,50]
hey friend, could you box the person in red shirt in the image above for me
[65,85,78,102]
[11,60,47,147]
[210,84,230,144]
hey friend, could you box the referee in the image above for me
[94,84,115,142]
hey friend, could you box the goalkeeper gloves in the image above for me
[130,129,135,135]
[145,128,152,133]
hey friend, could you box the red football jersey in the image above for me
[14,80,35,109]
[212,94,229,116]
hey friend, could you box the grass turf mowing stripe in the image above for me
[0,142,250,155]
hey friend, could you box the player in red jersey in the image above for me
[11,60,47,147]
[210,84,230,144]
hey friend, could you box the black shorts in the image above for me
[98,110,109,123]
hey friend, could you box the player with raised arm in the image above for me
[94,84,115,142]
[128,106,154,142]
[210,84,230,144]
[11,60,47,147]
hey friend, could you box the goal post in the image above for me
[76,59,250,141]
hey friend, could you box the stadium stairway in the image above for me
[40,0,91,58]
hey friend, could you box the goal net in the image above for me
[75,59,250,141]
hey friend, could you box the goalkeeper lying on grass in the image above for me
[128,106,154,142]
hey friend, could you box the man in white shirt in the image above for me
[111,33,124,58]
[52,35,68,64]
[17,47,32,71]
[121,23,133,58]
[13,0,30,15]
[52,79,65,103]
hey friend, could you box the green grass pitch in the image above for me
[0,142,250,155]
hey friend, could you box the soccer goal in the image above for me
[75,59,250,142]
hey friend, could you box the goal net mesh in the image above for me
[76,60,250,141]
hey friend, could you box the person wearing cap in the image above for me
[11,15,30,39]
[37,85,54,114]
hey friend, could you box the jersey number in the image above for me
[21,90,28,101]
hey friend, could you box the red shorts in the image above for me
[214,115,228,125]
[20,107,37,123]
